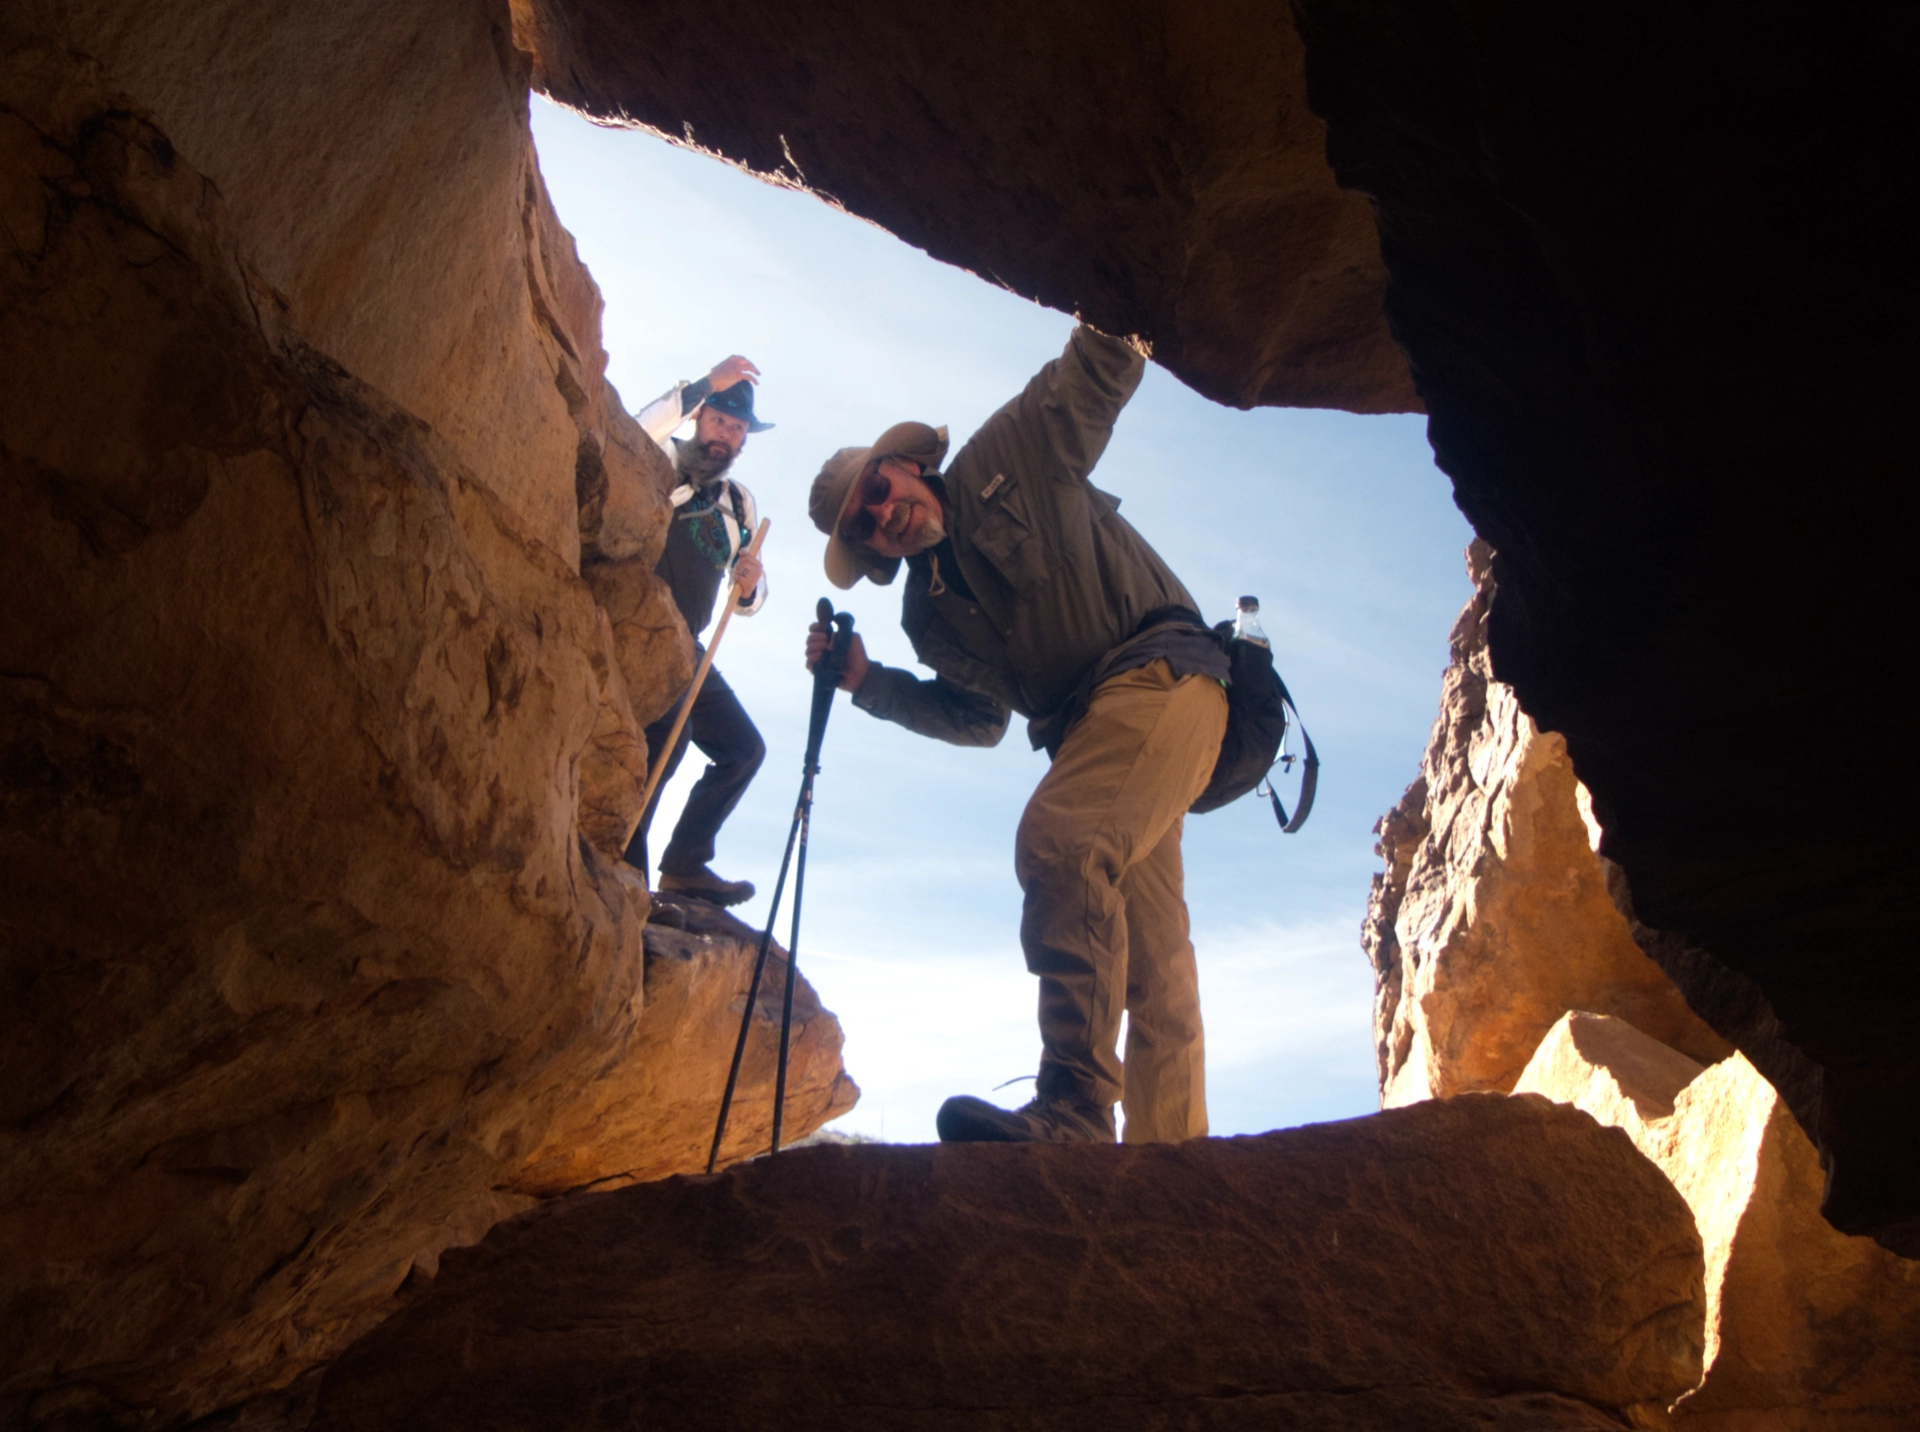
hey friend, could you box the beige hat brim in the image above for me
[810,423,949,589]
[823,472,872,590]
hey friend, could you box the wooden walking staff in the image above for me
[636,517,770,818]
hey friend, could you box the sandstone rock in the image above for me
[5,1,1910,1426]
[580,553,694,731]
[1372,554,1920,1426]
[515,0,1416,415]
[1292,0,1917,1249]
[1600,861,1829,1172]
[0,42,846,1426]
[29,0,568,567]
[1517,1013,1920,1429]
[310,1095,1702,1431]
[510,890,861,1197]
[1365,544,1729,1104]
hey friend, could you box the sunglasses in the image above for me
[838,464,911,545]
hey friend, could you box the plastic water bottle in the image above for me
[1232,596,1270,647]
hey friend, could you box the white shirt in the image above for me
[636,381,767,617]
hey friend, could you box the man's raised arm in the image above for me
[968,325,1145,488]
[635,354,763,449]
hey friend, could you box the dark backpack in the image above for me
[1190,624,1318,831]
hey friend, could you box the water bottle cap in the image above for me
[1237,596,1260,611]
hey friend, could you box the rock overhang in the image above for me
[513,0,1420,416]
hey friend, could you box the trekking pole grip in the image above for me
[812,597,856,686]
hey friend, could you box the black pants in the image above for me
[626,658,765,877]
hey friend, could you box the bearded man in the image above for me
[804,326,1230,1143]
[628,354,772,906]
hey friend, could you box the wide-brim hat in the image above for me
[809,421,950,589]
[705,380,773,432]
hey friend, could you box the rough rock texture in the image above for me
[310,1095,1703,1431]
[1369,557,1918,1424]
[1517,1014,1920,1429]
[513,895,860,1197]
[516,0,1417,414]
[7,0,1914,1421]
[1291,0,1917,1250]
[1600,862,1829,1176]
[27,0,693,729]
[0,23,845,1428]
[1364,544,1729,1103]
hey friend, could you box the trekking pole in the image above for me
[706,597,854,1173]
[636,518,770,822]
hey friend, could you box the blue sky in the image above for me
[531,101,1474,1143]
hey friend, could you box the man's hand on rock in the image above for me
[707,355,760,392]
[806,621,870,693]
[731,552,764,596]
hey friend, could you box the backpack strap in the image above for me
[1267,675,1319,834]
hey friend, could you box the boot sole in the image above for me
[658,883,754,908]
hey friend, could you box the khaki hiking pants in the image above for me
[1016,658,1229,1142]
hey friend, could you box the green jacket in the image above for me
[854,326,1203,748]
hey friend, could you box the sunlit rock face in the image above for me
[1364,544,1730,1103]
[514,900,860,1198]
[0,10,848,1423]
[1371,586,1919,1425]
[1292,0,1916,1251]
[309,1096,1703,1431]
[515,0,1417,416]
[1517,1014,1920,1429]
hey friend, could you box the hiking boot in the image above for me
[935,1092,1116,1144]
[657,866,756,907]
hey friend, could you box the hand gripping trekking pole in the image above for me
[706,597,854,1173]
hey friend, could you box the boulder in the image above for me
[309,1095,1704,1431]
[511,893,862,1197]
[1516,1014,1920,1429]
[1364,544,1728,1105]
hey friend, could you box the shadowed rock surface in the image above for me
[1370,622,1919,1424]
[0,18,848,1424]
[6,0,1916,1422]
[516,0,1418,416]
[1290,0,1917,1250]
[515,893,860,1196]
[309,1096,1704,1432]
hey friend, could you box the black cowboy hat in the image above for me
[705,380,773,433]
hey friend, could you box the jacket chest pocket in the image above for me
[970,477,1052,598]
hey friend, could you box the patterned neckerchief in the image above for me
[678,481,739,570]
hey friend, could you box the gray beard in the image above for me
[906,506,946,552]
[675,436,734,485]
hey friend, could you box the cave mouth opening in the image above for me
[531,102,1476,1145]
[9,6,1915,1423]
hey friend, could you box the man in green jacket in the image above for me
[805,325,1229,1144]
